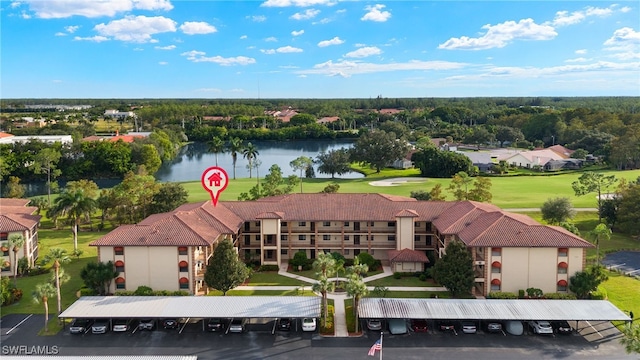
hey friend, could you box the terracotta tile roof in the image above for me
[433,201,502,234]
[1,198,31,207]
[256,212,285,219]
[0,213,41,232]
[0,132,14,138]
[388,248,429,263]
[395,209,419,217]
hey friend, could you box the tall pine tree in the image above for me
[205,239,250,295]
[433,240,474,298]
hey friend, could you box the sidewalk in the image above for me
[267,264,445,337]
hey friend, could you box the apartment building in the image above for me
[0,198,41,274]
[91,194,593,296]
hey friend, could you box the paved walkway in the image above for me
[236,264,446,337]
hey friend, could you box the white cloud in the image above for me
[292,30,305,36]
[55,32,66,36]
[133,47,144,51]
[620,6,632,13]
[261,49,276,54]
[277,45,303,53]
[313,18,332,25]
[180,21,217,35]
[265,36,278,42]
[21,0,172,19]
[10,1,22,9]
[603,27,640,59]
[261,0,335,7]
[158,61,168,65]
[155,45,176,50]
[291,9,320,20]
[565,57,590,63]
[438,18,557,50]
[361,4,391,22]
[240,35,248,39]
[64,25,79,33]
[181,51,256,66]
[297,59,466,77]
[94,15,176,43]
[249,15,267,22]
[21,11,31,19]
[318,36,344,47]
[575,49,587,54]
[550,5,619,27]
[344,46,381,58]
[73,35,110,42]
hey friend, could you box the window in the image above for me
[179,277,189,289]
[369,222,375,227]
[388,235,395,241]
[491,284,501,291]
[178,247,188,255]
[281,249,288,255]
[323,235,330,241]
[558,262,568,274]
[558,248,568,257]
[115,277,125,290]
[426,235,433,246]
[426,223,433,232]
[298,221,306,227]
[491,261,501,273]
[114,246,124,256]
[244,223,250,231]
[558,267,567,274]
[323,221,331,227]
[344,249,350,255]
[244,235,250,246]
[255,235,261,241]
[0,232,7,241]
[491,267,501,274]
[179,261,188,272]
[387,222,395,227]
[415,235,421,242]
[557,279,568,292]
[491,247,501,256]
[414,222,420,227]
[344,222,350,227]
[371,249,375,255]
[343,235,349,241]
[281,235,288,241]
[115,260,125,273]
[298,235,306,241]
[255,221,260,226]
[281,221,287,227]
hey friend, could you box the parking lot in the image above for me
[2,314,636,360]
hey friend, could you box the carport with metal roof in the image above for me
[60,296,321,319]
[358,298,631,321]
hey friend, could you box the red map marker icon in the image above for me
[201,166,229,206]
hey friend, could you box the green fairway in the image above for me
[600,271,640,316]
[181,168,640,209]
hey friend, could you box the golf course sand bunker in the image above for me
[369,177,428,187]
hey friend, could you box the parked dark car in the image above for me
[551,320,573,334]
[163,319,179,329]
[207,318,226,332]
[278,318,292,331]
[138,319,155,331]
[410,319,428,332]
[437,320,457,333]
[69,318,93,334]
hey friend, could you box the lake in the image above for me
[155,139,361,182]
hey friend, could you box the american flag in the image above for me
[368,339,382,356]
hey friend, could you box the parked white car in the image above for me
[528,321,553,335]
[302,318,317,332]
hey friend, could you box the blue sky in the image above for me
[1,0,639,98]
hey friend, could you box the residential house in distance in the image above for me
[264,107,298,123]
[0,198,42,274]
[91,194,593,297]
[0,132,73,145]
[104,109,137,120]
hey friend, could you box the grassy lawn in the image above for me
[600,271,640,314]
[290,268,383,281]
[368,290,451,299]
[2,228,107,316]
[245,271,312,286]
[366,276,438,287]
[207,289,316,296]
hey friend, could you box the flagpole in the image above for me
[379,331,383,360]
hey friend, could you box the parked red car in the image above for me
[410,319,428,332]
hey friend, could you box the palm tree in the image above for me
[208,136,225,166]
[32,282,56,331]
[43,248,71,316]
[227,137,243,180]
[347,256,369,278]
[333,258,346,287]
[242,142,259,178]
[47,189,97,251]
[8,233,25,287]
[346,274,368,333]
[312,275,334,327]
[313,253,336,278]
[591,223,611,266]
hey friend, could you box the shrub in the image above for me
[590,286,607,300]
[115,291,135,296]
[17,257,29,276]
[356,252,376,270]
[486,291,518,299]
[526,287,543,298]
[133,286,154,296]
[518,289,525,299]
[419,274,427,282]
[290,251,309,270]
[79,287,96,296]
[330,252,345,263]
[27,267,50,276]
[393,272,402,279]
[258,265,280,272]
[544,293,577,300]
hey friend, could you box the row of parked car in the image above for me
[69,317,317,335]
[365,319,573,336]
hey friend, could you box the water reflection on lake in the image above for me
[154,140,361,182]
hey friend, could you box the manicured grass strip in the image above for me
[600,271,640,314]
[245,272,312,286]
[366,276,438,287]
[207,289,316,296]
[376,291,451,299]
[290,268,383,281]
